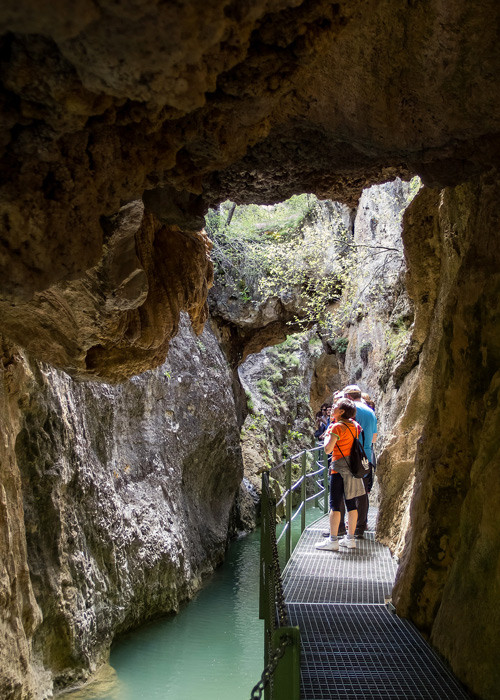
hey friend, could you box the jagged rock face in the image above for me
[0,316,243,697]
[338,178,419,435]
[210,293,309,369]
[0,201,213,382]
[238,334,319,511]
[375,172,500,700]
[0,340,45,700]
[1,1,500,378]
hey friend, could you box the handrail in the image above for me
[255,471,300,700]
[275,445,329,566]
[253,443,330,700]
[269,444,324,474]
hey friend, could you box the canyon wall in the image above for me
[390,173,500,700]
[0,316,243,698]
[340,172,500,699]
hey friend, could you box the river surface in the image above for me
[65,507,323,700]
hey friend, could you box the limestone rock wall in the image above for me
[338,178,418,433]
[322,174,500,699]
[0,342,45,699]
[0,201,213,382]
[389,171,500,700]
[0,315,243,698]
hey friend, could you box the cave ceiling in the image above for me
[0,0,499,380]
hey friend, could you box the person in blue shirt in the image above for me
[343,385,377,538]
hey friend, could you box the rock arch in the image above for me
[0,2,499,698]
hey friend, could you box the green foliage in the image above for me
[246,413,267,433]
[287,429,304,441]
[282,376,302,401]
[256,378,273,397]
[245,389,254,413]
[280,334,303,350]
[207,195,347,325]
[278,352,300,369]
[332,337,349,355]
[308,334,322,347]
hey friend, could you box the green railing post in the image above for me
[285,459,292,564]
[271,627,301,700]
[300,451,306,534]
[314,446,321,509]
[260,472,269,621]
[322,451,329,514]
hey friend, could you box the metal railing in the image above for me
[251,444,329,700]
[273,445,329,567]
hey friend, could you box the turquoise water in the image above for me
[66,505,324,700]
[110,529,262,700]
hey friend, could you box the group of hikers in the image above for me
[313,384,378,551]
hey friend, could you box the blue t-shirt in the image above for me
[353,401,377,461]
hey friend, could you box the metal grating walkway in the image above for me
[282,511,471,699]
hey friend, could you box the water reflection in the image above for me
[60,665,122,699]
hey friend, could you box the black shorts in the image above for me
[329,473,357,512]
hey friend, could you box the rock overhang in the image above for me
[0,0,499,379]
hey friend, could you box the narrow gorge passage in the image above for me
[1,3,499,699]
[3,178,496,700]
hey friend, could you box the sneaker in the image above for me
[315,538,339,551]
[354,533,364,540]
[339,537,356,549]
[322,530,346,538]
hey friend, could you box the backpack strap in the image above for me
[344,420,365,446]
[334,421,356,462]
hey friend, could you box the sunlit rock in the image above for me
[0,316,242,696]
